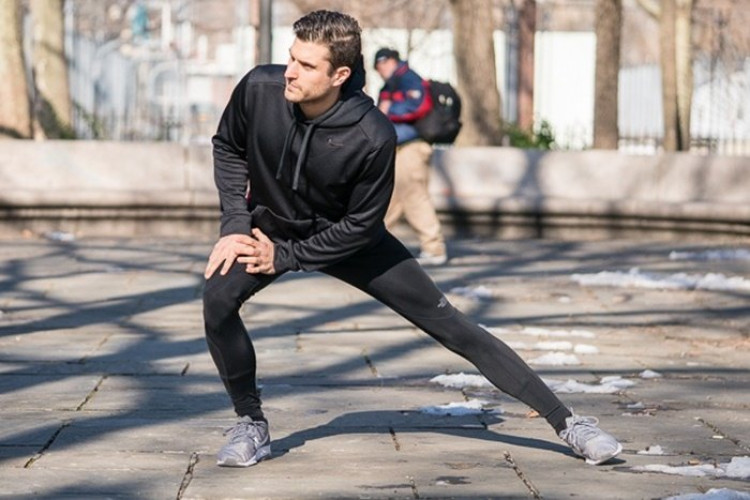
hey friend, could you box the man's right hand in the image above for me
[204,234,257,279]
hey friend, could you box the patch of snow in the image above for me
[669,249,750,261]
[664,489,750,500]
[534,341,574,351]
[418,399,498,416]
[484,325,596,339]
[492,338,600,355]
[627,402,646,409]
[726,456,750,478]
[44,231,76,242]
[505,341,529,350]
[529,352,581,366]
[573,344,600,354]
[429,373,492,389]
[571,268,750,292]
[634,456,750,479]
[543,376,635,394]
[640,369,663,379]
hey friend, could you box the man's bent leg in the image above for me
[203,263,280,420]
[322,233,569,431]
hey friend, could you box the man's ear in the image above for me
[332,66,352,88]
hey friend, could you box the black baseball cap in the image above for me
[373,48,400,67]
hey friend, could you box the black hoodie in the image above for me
[212,61,397,274]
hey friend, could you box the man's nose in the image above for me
[284,62,297,79]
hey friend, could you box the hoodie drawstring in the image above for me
[276,100,344,192]
[275,122,298,183]
[292,123,316,191]
[274,121,316,192]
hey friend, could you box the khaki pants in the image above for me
[384,140,446,256]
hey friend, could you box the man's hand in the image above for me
[204,233,258,279]
[237,228,276,275]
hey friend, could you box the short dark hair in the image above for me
[293,10,362,74]
[373,48,400,68]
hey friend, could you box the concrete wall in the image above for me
[0,141,217,237]
[430,147,750,238]
[1,141,748,239]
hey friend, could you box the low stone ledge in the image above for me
[1,141,749,238]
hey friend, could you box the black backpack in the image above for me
[414,80,462,144]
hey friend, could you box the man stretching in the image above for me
[203,9,622,468]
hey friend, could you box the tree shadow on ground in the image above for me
[269,409,574,460]
[0,236,746,497]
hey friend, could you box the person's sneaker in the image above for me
[558,414,622,465]
[417,251,448,266]
[216,416,271,467]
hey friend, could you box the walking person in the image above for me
[203,9,622,468]
[373,48,448,266]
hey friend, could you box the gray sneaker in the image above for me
[216,416,271,467]
[559,415,622,465]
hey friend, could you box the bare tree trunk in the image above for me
[675,0,693,151]
[659,0,679,151]
[593,0,622,149]
[0,0,32,138]
[517,0,535,132]
[638,0,693,152]
[449,0,503,145]
[30,0,73,139]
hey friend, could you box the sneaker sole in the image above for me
[217,444,272,467]
[583,442,623,465]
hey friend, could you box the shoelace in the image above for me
[224,420,264,444]
[560,416,600,446]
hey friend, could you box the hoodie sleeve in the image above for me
[212,73,252,236]
[273,137,397,273]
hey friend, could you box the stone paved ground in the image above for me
[0,234,748,499]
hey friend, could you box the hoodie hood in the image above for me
[275,56,373,191]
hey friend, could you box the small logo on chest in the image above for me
[327,137,344,148]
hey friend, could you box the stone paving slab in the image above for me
[0,468,184,499]
[0,236,749,499]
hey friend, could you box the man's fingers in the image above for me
[252,228,272,244]
[204,261,217,279]
[204,232,273,279]
[227,233,255,245]
[219,254,236,276]
[204,252,226,279]
[205,233,261,279]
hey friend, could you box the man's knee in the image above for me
[203,277,242,332]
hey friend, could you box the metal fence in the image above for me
[63,1,750,156]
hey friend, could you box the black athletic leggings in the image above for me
[203,232,571,432]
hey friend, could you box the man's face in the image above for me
[284,39,348,105]
[374,58,398,81]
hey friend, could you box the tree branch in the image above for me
[636,0,661,19]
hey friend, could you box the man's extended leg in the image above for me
[322,233,621,464]
[203,263,279,466]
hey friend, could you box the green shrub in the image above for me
[506,119,555,150]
